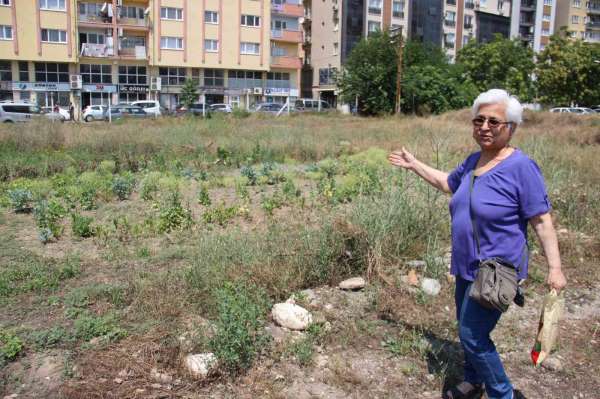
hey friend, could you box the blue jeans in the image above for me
[455,277,513,399]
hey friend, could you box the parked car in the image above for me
[254,103,285,114]
[209,103,232,113]
[591,105,600,113]
[189,103,212,117]
[549,107,596,115]
[113,105,149,118]
[103,107,123,121]
[294,98,332,112]
[82,105,107,122]
[0,101,58,123]
[41,106,70,121]
[131,100,163,116]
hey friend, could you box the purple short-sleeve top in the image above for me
[447,149,551,281]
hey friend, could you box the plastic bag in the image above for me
[531,289,565,366]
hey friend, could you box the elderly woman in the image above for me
[388,89,566,399]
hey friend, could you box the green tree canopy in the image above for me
[456,35,536,102]
[337,31,398,115]
[536,34,600,106]
[180,78,199,109]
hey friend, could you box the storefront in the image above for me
[12,82,71,107]
[119,84,148,103]
[81,83,117,108]
[0,81,12,102]
[264,88,299,104]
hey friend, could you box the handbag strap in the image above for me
[469,170,527,272]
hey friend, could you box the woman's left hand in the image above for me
[547,268,567,292]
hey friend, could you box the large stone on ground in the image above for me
[272,303,313,330]
[421,278,441,296]
[184,353,216,379]
[339,277,366,290]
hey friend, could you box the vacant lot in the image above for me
[1,112,599,398]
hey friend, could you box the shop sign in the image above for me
[120,84,149,93]
[82,84,117,93]
[12,82,71,91]
[264,87,298,96]
[0,82,11,91]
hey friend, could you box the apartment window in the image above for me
[480,0,487,6]
[241,15,260,27]
[240,42,260,55]
[392,1,404,18]
[0,25,12,40]
[39,0,66,11]
[271,45,287,56]
[445,33,456,48]
[0,61,11,81]
[160,7,183,20]
[542,28,550,35]
[543,0,553,5]
[159,67,186,85]
[118,66,147,85]
[272,20,288,30]
[0,0,10,6]
[34,63,69,82]
[203,69,224,87]
[120,6,144,19]
[79,2,102,17]
[464,15,473,28]
[191,68,200,84]
[41,29,67,43]
[318,68,336,85]
[367,21,380,33]
[19,62,29,81]
[80,64,112,84]
[333,42,339,55]
[543,14,551,21]
[120,36,145,49]
[80,31,105,45]
[572,15,579,23]
[368,0,382,14]
[205,39,218,52]
[267,72,290,88]
[573,0,581,7]
[160,36,183,50]
[205,11,218,24]
[228,70,262,88]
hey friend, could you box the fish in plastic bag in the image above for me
[531,289,565,366]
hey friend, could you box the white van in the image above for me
[0,102,44,123]
[131,100,162,116]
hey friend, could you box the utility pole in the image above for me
[392,28,404,115]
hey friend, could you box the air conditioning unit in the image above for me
[116,0,123,6]
[150,77,162,91]
[253,87,263,95]
[70,74,82,90]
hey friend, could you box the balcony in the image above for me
[589,3,600,14]
[393,11,405,19]
[521,1,536,11]
[464,23,473,29]
[79,13,112,26]
[465,1,475,9]
[271,2,304,18]
[80,43,113,58]
[271,29,303,43]
[444,41,455,49]
[118,45,147,59]
[520,18,535,26]
[368,7,382,15]
[271,55,302,69]
[444,19,456,27]
[587,20,600,29]
[446,0,456,5]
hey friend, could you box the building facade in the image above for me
[510,0,557,52]
[555,0,600,43]
[0,0,304,116]
[364,0,411,38]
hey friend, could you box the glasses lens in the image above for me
[472,117,485,127]
[487,118,501,128]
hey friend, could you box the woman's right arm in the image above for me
[388,147,451,194]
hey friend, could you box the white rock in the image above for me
[421,278,441,296]
[407,260,426,268]
[3,395,19,399]
[150,367,173,384]
[338,277,366,290]
[272,303,313,330]
[184,353,217,379]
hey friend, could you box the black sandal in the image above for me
[443,382,484,399]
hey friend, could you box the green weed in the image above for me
[73,311,127,342]
[8,188,33,213]
[71,213,95,238]
[157,190,193,233]
[203,203,238,226]
[112,174,135,200]
[197,184,212,206]
[0,330,24,365]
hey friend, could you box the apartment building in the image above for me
[555,0,600,43]
[0,0,303,115]
[475,0,511,44]
[365,0,411,38]
[510,0,557,52]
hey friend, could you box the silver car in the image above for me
[0,102,44,123]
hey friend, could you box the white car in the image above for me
[42,106,70,121]
[131,100,162,116]
[549,107,595,115]
[82,105,107,122]
[209,103,232,113]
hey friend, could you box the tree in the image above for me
[180,78,199,109]
[536,35,600,106]
[456,35,536,102]
[337,31,398,115]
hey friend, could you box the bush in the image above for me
[0,330,23,365]
[197,184,212,206]
[157,190,193,233]
[209,282,270,375]
[33,198,66,243]
[112,175,135,200]
[203,203,238,226]
[71,213,95,238]
[79,187,97,210]
[8,188,33,213]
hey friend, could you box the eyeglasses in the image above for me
[471,116,512,129]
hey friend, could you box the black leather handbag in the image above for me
[467,172,523,313]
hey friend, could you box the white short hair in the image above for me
[472,89,523,126]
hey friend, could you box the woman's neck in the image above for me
[480,146,513,163]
